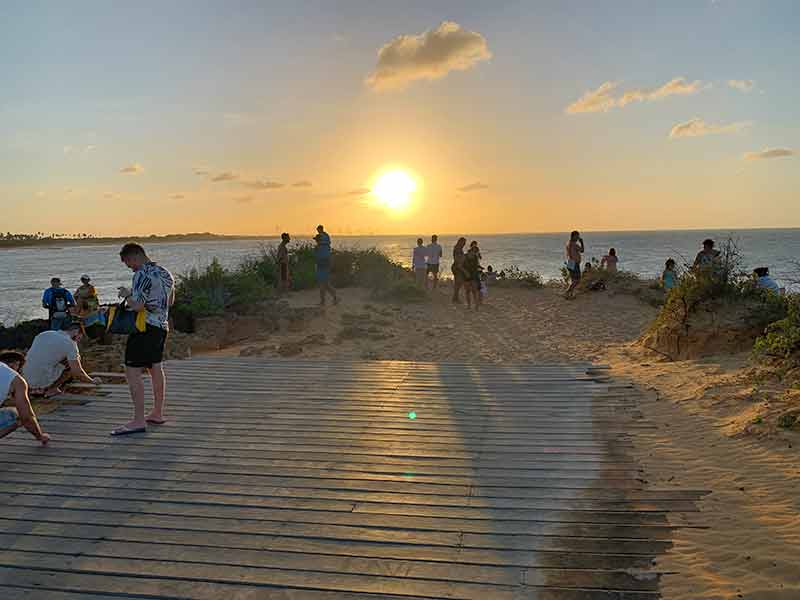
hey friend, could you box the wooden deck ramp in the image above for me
[0,357,705,599]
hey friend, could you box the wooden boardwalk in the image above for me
[0,357,705,599]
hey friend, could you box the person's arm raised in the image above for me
[12,377,49,445]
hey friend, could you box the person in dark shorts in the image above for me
[277,232,291,293]
[564,230,584,300]
[451,237,467,303]
[113,243,175,436]
[426,234,443,289]
[315,225,339,306]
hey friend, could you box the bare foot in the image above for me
[39,432,51,446]
[146,413,167,425]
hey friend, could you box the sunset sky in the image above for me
[2,1,798,236]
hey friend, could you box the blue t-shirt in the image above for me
[315,232,331,261]
[42,287,75,315]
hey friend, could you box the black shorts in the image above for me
[426,264,439,274]
[125,325,168,368]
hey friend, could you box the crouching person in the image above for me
[0,352,50,445]
[23,321,100,398]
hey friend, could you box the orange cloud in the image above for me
[669,118,751,138]
[567,77,707,114]
[119,163,144,174]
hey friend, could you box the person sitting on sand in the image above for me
[426,234,443,289]
[277,233,291,293]
[42,277,75,331]
[564,231,584,299]
[662,259,677,292]
[412,238,428,288]
[0,351,50,445]
[753,267,785,295]
[693,239,720,271]
[486,266,498,283]
[600,248,618,272]
[22,321,99,398]
[74,274,99,315]
[314,225,339,306]
[451,237,468,303]
[463,244,482,310]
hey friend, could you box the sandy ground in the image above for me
[205,282,800,599]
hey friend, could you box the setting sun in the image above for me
[372,170,417,212]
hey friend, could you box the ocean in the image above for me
[1,229,798,326]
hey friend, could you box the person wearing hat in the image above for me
[42,277,75,330]
[75,274,99,315]
[22,321,100,398]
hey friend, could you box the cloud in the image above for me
[211,171,238,182]
[565,81,619,114]
[63,145,73,154]
[566,77,706,114]
[119,163,144,174]
[347,187,371,196]
[292,180,312,188]
[728,79,754,92]
[84,145,96,152]
[233,195,253,204]
[457,182,489,192]
[366,21,491,91]
[743,148,795,160]
[103,192,116,199]
[669,117,751,138]
[169,193,185,200]
[193,167,210,176]
[242,179,284,190]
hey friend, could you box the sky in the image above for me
[1,0,798,236]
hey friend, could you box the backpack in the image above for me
[50,288,69,316]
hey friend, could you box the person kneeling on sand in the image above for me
[753,267,785,295]
[0,351,50,445]
[23,321,99,398]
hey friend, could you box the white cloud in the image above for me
[728,79,754,92]
[669,117,751,138]
[211,171,238,182]
[743,148,795,160]
[119,163,144,174]
[457,182,489,192]
[85,145,97,152]
[566,77,707,114]
[63,145,74,154]
[366,21,491,91]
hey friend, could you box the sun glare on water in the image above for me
[372,170,417,213]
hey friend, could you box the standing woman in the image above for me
[463,244,482,310]
[600,248,618,272]
[451,237,468,304]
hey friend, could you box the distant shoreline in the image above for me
[0,234,272,250]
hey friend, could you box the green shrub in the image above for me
[754,294,800,360]
[371,278,428,303]
[497,265,544,288]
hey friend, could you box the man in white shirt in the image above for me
[412,238,428,288]
[1,351,50,444]
[22,322,99,397]
[426,234,443,289]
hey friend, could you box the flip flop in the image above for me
[110,425,146,436]
[146,417,167,425]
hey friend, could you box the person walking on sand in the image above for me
[277,232,291,293]
[112,243,175,436]
[0,351,50,445]
[600,248,618,272]
[564,231,584,299]
[426,235,443,289]
[42,277,75,330]
[412,238,427,288]
[23,321,100,398]
[314,225,339,306]
[451,237,468,303]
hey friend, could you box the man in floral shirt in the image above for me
[112,243,175,436]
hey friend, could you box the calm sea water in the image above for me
[1,229,798,326]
